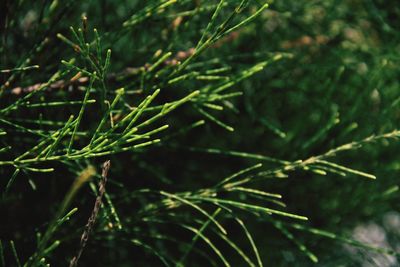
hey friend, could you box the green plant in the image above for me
[1,0,400,266]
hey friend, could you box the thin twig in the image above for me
[69,160,111,267]
[8,31,240,95]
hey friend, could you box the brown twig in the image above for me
[280,35,329,49]
[7,31,240,96]
[7,47,197,95]
[69,160,111,267]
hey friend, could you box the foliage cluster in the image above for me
[1,0,400,266]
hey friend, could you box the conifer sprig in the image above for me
[1,0,399,266]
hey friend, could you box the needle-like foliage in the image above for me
[1,0,400,266]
